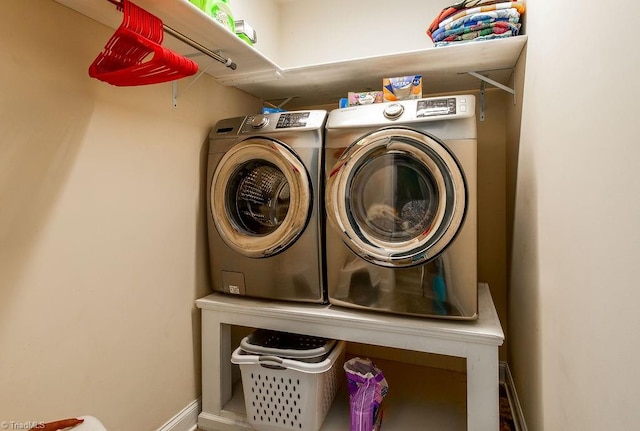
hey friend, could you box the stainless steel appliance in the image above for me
[207,110,327,303]
[324,96,477,319]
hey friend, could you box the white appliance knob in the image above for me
[250,115,269,129]
[384,103,404,119]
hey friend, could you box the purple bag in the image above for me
[344,357,389,431]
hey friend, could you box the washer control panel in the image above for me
[249,115,269,129]
[241,111,326,133]
[275,112,310,128]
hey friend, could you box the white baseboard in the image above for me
[500,362,528,431]
[157,398,201,431]
[197,411,254,431]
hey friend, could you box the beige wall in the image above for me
[234,0,451,68]
[0,1,260,429]
[476,89,509,360]
[228,0,281,63]
[511,1,640,430]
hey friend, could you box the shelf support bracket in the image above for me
[479,80,486,122]
[466,70,517,121]
[467,71,515,97]
[264,97,296,110]
[172,53,217,108]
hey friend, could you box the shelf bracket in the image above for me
[479,80,486,122]
[466,70,517,121]
[172,53,217,107]
[467,71,515,97]
[264,97,296,110]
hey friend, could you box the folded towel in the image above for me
[434,27,519,46]
[427,1,526,42]
[427,0,504,38]
[439,7,521,31]
[432,15,520,42]
[439,1,525,29]
[444,21,519,42]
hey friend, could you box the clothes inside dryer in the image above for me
[326,127,466,269]
[349,149,441,242]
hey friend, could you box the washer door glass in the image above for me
[230,161,291,235]
[326,128,467,267]
[211,138,311,258]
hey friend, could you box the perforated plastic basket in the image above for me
[240,329,337,360]
[231,340,345,431]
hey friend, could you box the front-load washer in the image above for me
[207,110,327,303]
[324,95,477,319]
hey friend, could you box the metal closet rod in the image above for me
[107,0,237,70]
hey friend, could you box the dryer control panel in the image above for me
[326,95,475,129]
[416,97,457,117]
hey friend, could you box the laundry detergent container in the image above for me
[231,329,345,431]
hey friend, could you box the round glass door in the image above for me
[326,127,467,267]
[211,138,311,258]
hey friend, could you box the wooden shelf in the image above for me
[196,284,504,431]
[55,0,527,108]
[222,359,468,430]
[232,36,527,109]
[54,0,281,79]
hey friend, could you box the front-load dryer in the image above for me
[324,96,477,319]
[207,110,327,303]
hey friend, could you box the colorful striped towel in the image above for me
[436,21,520,43]
[438,7,521,31]
[427,0,505,38]
[431,12,521,42]
[435,31,515,47]
[427,1,526,42]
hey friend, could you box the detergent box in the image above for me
[348,91,384,106]
[382,75,423,101]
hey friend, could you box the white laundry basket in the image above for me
[240,329,337,360]
[231,339,345,431]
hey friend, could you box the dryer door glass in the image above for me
[350,151,441,242]
[211,138,311,258]
[326,128,467,268]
